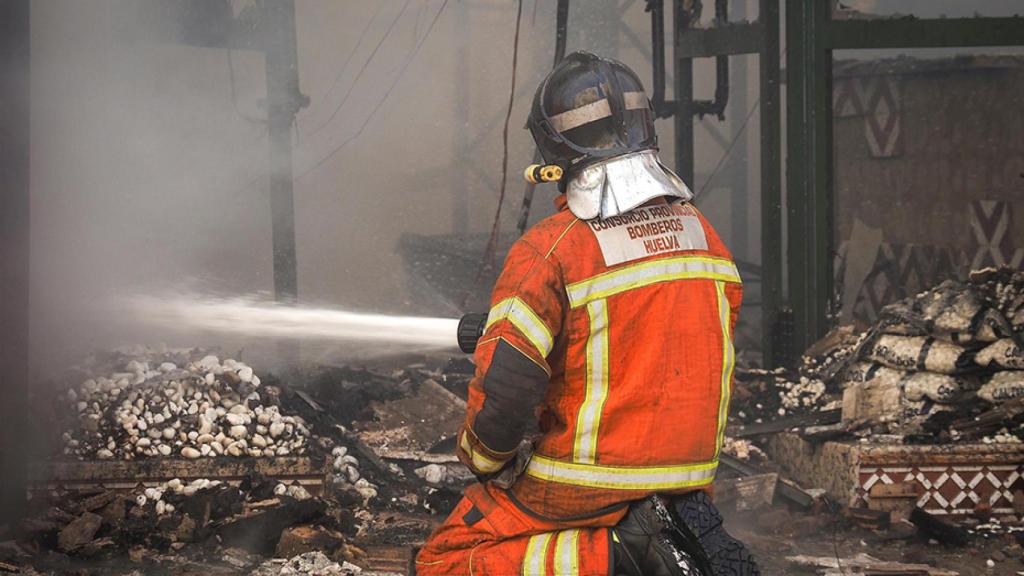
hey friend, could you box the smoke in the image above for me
[24,0,698,373]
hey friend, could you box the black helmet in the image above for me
[527,51,657,185]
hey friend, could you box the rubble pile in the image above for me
[58,349,312,461]
[13,471,354,573]
[731,367,832,425]
[729,268,1024,446]
[835,268,1024,443]
[250,551,363,576]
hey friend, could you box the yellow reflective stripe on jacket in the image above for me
[486,297,554,357]
[566,256,741,309]
[554,529,581,576]
[522,532,554,576]
[459,431,505,473]
[714,281,735,456]
[525,455,717,491]
[573,299,609,464]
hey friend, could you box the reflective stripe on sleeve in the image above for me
[566,256,741,309]
[522,532,554,576]
[459,430,505,473]
[554,529,581,576]
[486,297,554,358]
[525,455,717,491]
[714,281,735,456]
[572,299,609,464]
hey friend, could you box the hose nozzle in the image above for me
[457,313,488,354]
[524,164,563,184]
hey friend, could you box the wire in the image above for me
[826,497,847,576]
[293,0,450,182]
[479,0,525,272]
[303,0,413,143]
[310,1,389,115]
[693,97,760,203]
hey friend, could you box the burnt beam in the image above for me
[676,22,763,58]
[826,17,1024,50]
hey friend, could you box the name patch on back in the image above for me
[588,203,708,266]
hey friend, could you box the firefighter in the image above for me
[416,51,759,576]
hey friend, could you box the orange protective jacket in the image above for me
[458,196,742,521]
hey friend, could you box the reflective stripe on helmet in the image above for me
[573,299,609,464]
[714,281,736,457]
[548,98,612,132]
[547,91,649,133]
[486,297,554,358]
[525,455,718,490]
[523,532,554,576]
[565,256,741,309]
[622,91,649,111]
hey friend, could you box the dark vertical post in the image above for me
[673,2,695,185]
[454,3,470,237]
[263,0,303,305]
[809,1,834,350]
[729,0,749,259]
[759,0,781,365]
[785,0,832,355]
[0,0,30,524]
[516,0,569,236]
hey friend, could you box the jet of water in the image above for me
[123,293,461,350]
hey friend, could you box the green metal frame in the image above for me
[678,2,1024,363]
[784,4,1024,355]
[674,0,782,364]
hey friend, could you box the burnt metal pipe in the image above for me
[553,0,570,65]
[648,0,729,121]
[693,54,729,120]
[649,0,671,118]
[516,0,570,236]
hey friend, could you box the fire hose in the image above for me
[456,313,488,354]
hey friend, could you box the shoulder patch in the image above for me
[586,203,708,266]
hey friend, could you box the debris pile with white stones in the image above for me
[8,348,484,574]
[57,348,311,461]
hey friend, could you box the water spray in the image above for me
[123,292,489,355]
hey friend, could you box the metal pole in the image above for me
[0,0,30,524]
[809,0,834,349]
[729,0,749,260]
[455,3,470,236]
[516,0,569,236]
[673,2,695,185]
[785,0,832,355]
[759,0,781,365]
[263,0,305,305]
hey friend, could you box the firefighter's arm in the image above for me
[458,240,563,477]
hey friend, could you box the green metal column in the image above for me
[785,0,833,355]
[759,0,782,365]
[673,2,695,185]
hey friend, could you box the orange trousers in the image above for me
[416,482,624,575]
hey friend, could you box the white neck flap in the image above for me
[565,151,694,220]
